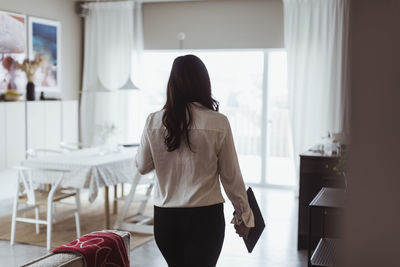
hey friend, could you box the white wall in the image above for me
[0,0,82,100]
[143,0,284,49]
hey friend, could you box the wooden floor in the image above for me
[0,187,307,267]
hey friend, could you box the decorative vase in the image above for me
[26,81,35,101]
[7,70,17,90]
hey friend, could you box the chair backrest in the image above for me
[26,148,63,159]
[15,166,68,205]
[18,169,36,205]
[59,142,91,151]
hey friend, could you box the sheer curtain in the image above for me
[80,1,143,145]
[283,0,350,183]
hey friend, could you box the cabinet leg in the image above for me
[104,186,110,229]
[308,207,312,267]
[113,185,118,214]
[322,208,325,238]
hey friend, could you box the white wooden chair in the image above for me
[59,141,91,151]
[26,148,72,195]
[26,148,63,158]
[113,171,155,234]
[10,166,81,251]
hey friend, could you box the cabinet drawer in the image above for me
[323,209,343,238]
[298,204,323,235]
[322,176,345,188]
[300,175,345,205]
[297,204,323,249]
[300,157,339,176]
[300,174,323,204]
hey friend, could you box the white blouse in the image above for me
[135,102,255,227]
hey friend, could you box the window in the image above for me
[266,51,295,186]
[131,50,295,187]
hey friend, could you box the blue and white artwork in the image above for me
[29,17,61,92]
[32,22,57,67]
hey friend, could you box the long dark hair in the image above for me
[162,55,219,152]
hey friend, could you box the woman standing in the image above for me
[136,55,254,267]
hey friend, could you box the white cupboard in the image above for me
[0,100,79,200]
[45,102,62,149]
[5,102,26,168]
[62,100,79,144]
[27,101,63,150]
[0,103,5,170]
[27,102,46,150]
[0,102,26,201]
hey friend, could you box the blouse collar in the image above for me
[191,102,205,108]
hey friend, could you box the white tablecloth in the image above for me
[22,147,137,202]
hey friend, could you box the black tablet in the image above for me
[243,187,266,253]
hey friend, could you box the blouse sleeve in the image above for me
[217,117,255,228]
[135,115,155,174]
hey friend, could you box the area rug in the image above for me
[0,201,154,250]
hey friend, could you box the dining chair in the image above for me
[26,148,63,158]
[113,171,155,234]
[110,143,141,215]
[117,143,141,199]
[59,141,91,151]
[10,166,81,251]
[26,148,65,195]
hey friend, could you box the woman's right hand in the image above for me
[234,222,250,239]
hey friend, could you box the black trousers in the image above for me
[154,203,225,267]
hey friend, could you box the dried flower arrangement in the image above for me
[333,150,348,190]
[16,54,45,82]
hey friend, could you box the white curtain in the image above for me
[81,1,143,145]
[283,0,350,181]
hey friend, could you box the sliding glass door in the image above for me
[133,50,295,188]
[265,51,295,187]
[200,51,264,184]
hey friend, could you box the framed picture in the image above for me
[28,16,61,92]
[0,10,27,92]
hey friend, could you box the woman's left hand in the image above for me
[234,222,250,239]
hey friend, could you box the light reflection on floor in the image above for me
[131,187,307,267]
[216,187,306,267]
[239,156,296,187]
[0,187,307,267]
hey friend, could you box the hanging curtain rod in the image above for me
[79,0,198,3]
[79,0,140,4]
[77,0,141,17]
[77,0,198,17]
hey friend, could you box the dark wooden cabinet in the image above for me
[297,148,345,250]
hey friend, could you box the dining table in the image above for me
[21,146,138,229]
